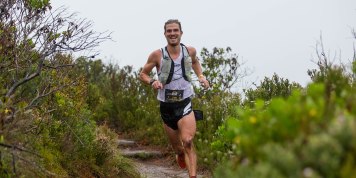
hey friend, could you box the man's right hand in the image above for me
[151,80,163,90]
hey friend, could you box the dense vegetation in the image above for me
[0,0,138,177]
[213,61,356,177]
[1,0,355,177]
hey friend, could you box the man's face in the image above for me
[164,23,182,46]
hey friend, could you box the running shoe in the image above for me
[175,153,186,169]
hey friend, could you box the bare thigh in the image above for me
[163,124,183,152]
[178,111,196,141]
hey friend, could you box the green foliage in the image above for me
[0,1,135,177]
[193,92,240,169]
[27,0,50,9]
[0,59,138,177]
[243,73,302,107]
[76,59,165,145]
[190,47,246,170]
[199,47,247,93]
[213,60,356,178]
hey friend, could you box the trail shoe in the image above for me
[175,153,186,169]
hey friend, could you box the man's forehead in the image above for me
[166,23,180,28]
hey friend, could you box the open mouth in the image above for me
[169,36,177,39]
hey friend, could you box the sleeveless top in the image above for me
[158,44,192,85]
[157,47,194,102]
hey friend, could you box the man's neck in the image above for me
[166,44,181,56]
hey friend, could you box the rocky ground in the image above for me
[118,139,211,178]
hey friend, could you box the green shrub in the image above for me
[243,73,302,107]
[213,59,356,178]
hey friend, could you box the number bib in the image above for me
[165,89,184,102]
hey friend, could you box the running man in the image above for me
[139,19,209,178]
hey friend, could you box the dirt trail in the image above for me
[134,159,191,178]
[118,139,211,178]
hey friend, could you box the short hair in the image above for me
[164,19,182,32]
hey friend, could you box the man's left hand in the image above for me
[199,76,210,89]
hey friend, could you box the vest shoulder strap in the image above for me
[180,43,190,57]
[159,47,174,84]
[161,47,170,61]
[180,43,192,82]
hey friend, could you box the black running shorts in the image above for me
[160,97,193,130]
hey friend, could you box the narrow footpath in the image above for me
[118,139,211,178]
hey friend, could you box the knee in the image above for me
[171,141,184,153]
[182,136,194,148]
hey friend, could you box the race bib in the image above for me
[165,89,184,102]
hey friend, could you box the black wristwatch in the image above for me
[149,79,156,85]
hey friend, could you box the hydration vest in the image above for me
[158,43,192,85]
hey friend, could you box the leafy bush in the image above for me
[213,60,356,178]
[76,59,166,146]
[0,0,136,176]
[243,73,302,107]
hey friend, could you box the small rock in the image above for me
[118,139,136,147]
[121,149,163,160]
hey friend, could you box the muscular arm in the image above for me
[188,46,210,89]
[140,50,159,84]
[190,48,203,77]
[139,50,163,89]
